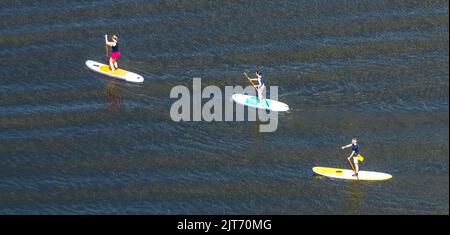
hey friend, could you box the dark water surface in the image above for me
[0,0,448,214]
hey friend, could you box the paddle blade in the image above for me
[357,155,364,162]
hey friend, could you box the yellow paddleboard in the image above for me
[85,60,144,83]
[313,167,392,181]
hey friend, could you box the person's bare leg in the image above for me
[114,60,118,69]
[109,58,115,73]
[352,157,359,177]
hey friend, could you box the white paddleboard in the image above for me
[313,167,392,181]
[85,60,144,83]
[231,94,289,112]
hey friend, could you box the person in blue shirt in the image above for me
[249,70,266,104]
[341,138,360,177]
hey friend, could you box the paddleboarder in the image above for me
[341,138,360,177]
[105,34,120,73]
[249,70,266,104]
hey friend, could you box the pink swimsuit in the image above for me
[111,44,120,60]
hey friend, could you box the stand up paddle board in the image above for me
[313,167,392,181]
[231,94,289,112]
[85,60,144,83]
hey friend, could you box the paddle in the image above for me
[342,145,357,173]
[105,42,109,65]
[243,72,257,89]
[243,72,270,107]
[347,157,356,172]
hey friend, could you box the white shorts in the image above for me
[257,85,266,99]
[353,156,359,164]
[258,85,265,93]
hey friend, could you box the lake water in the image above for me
[0,0,448,214]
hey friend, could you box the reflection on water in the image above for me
[346,181,365,214]
[0,0,447,214]
[105,81,123,110]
